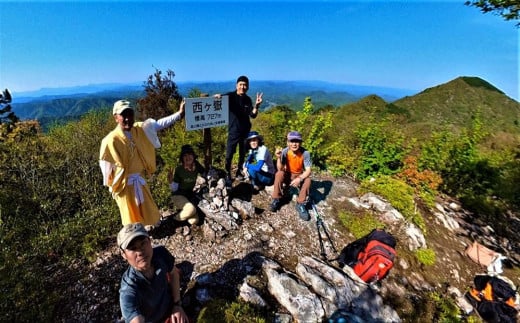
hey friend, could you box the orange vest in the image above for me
[286,150,304,174]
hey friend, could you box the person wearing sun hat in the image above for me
[99,99,185,227]
[242,131,275,191]
[168,144,205,227]
[214,76,264,186]
[270,131,312,220]
[117,222,188,323]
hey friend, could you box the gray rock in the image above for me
[239,282,267,308]
[264,266,325,322]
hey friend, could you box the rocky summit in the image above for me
[54,174,520,322]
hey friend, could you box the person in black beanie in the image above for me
[215,75,263,185]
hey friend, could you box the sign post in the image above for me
[185,96,228,131]
[185,96,229,169]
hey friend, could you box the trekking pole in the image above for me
[309,198,337,261]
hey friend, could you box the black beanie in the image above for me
[236,75,249,84]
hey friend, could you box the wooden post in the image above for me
[200,93,212,170]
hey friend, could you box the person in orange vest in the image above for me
[269,131,312,220]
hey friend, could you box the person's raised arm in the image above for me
[156,99,185,131]
[275,147,283,171]
[253,92,263,114]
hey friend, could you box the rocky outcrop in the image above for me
[185,252,400,322]
[57,175,520,322]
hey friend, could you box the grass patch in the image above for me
[338,210,384,239]
[415,248,436,266]
[197,298,272,323]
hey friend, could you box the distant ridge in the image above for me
[11,80,415,121]
[10,77,518,136]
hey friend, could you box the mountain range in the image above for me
[10,80,415,121]
[9,77,519,137]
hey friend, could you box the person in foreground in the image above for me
[99,99,184,226]
[118,222,188,323]
[270,131,312,220]
[242,131,275,191]
[168,144,205,226]
[215,75,263,185]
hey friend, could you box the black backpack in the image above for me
[465,274,519,323]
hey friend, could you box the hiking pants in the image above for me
[271,170,311,204]
[225,132,246,174]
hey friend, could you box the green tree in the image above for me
[465,0,520,26]
[255,105,295,150]
[497,157,520,209]
[288,97,333,169]
[0,89,19,140]
[354,120,406,179]
[137,68,182,119]
[419,112,489,198]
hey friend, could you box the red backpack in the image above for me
[352,239,396,283]
[338,229,396,283]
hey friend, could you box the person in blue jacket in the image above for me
[242,131,275,191]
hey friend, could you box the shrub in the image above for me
[325,141,359,178]
[428,291,462,322]
[288,97,333,169]
[397,155,442,209]
[0,111,119,320]
[353,120,407,179]
[415,248,436,266]
[358,175,426,232]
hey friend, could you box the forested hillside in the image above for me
[0,75,519,321]
[11,80,413,126]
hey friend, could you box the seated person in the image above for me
[118,222,188,323]
[270,131,312,220]
[242,131,275,191]
[168,145,205,226]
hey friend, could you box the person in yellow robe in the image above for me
[99,100,184,226]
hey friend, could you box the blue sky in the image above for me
[0,1,518,100]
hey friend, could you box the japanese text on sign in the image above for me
[185,96,229,131]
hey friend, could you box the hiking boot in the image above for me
[235,170,245,181]
[225,174,233,187]
[296,203,310,221]
[270,198,280,212]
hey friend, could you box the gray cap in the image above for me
[117,223,149,249]
[287,131,303,141]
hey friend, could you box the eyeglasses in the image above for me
[289,140,301,143]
